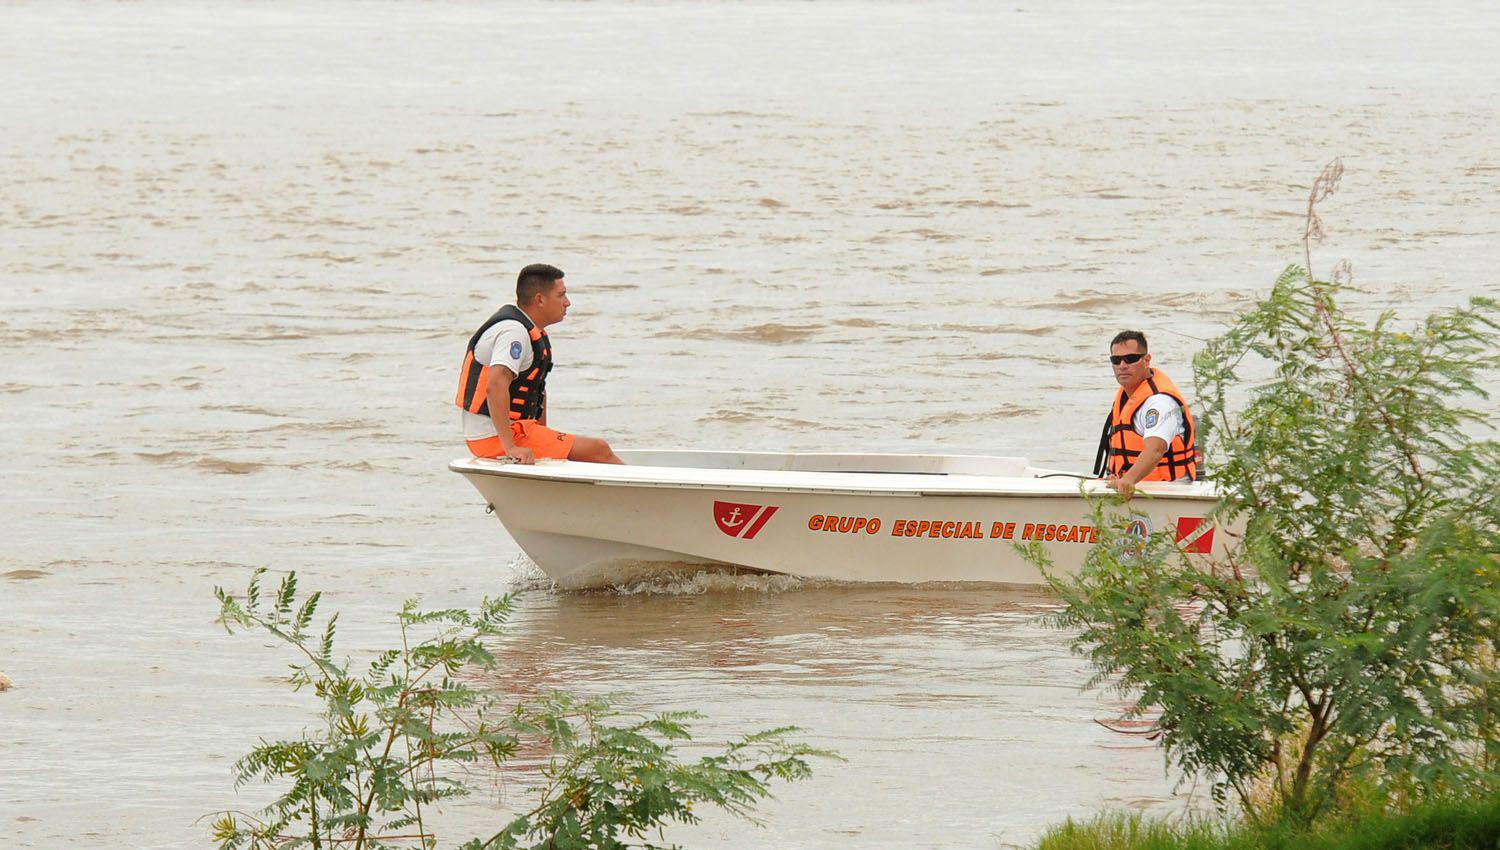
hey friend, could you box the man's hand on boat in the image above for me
[505,445,536,465]
[1106,475,1135,499]
[1106,436,1169,500]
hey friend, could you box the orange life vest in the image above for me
[1092,368,1198,482]
[455,305,552,421]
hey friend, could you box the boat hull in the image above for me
[452,451,1229,589]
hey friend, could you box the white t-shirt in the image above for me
[461,318,537,441]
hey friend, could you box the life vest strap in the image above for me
[456,305,553,420]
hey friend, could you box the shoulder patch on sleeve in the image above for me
[508,340,524,360]
[1143,408,1160,429]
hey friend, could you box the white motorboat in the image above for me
[451,450,1228,588]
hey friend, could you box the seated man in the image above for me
[1093,330,1197,498]
[456,263,622,464]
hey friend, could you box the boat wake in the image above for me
[504,554,558,592]
[605,567,816,596]
[501,555,811,595]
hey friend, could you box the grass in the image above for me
[1033,794,1500,850]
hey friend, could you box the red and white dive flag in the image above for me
[1175,516,1215,553]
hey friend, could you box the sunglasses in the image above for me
[1109,353,1146,365]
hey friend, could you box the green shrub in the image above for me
[211,570,830,849]
[1031,165,1500,824]
[1033,794,1500,850]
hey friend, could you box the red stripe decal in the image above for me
[742,506,779,539]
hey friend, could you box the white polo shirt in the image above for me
[1134,393,1186,446]
[461,317,538,441]
[1129,393,1193,481]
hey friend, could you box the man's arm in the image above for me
[1109,395,1186,498]
[1109,436,1167,499]
[486,366,534,464]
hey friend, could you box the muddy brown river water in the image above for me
[3,2,1498,847]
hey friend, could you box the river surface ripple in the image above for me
[3,2,1498,848]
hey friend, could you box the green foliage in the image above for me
[1036,265,1500,824]
[1033,811,1230,850]
[471,694,836,850]
[211,571,828,849]
[1032,792,1500,850]
[212,570,521,849]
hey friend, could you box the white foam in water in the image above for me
[606,566,817,596]
[501,552,826,595]
[501,553,817,595]
[502,552,557,592]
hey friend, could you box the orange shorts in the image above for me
[467,420,575,460]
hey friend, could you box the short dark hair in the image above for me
[517,263,564,305]
[1110,330,1148,351]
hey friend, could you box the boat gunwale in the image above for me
[448,454,1221,502]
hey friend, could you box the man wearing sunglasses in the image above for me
[1092,330,1198,498]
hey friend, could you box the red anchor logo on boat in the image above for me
[713,501,780,540]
